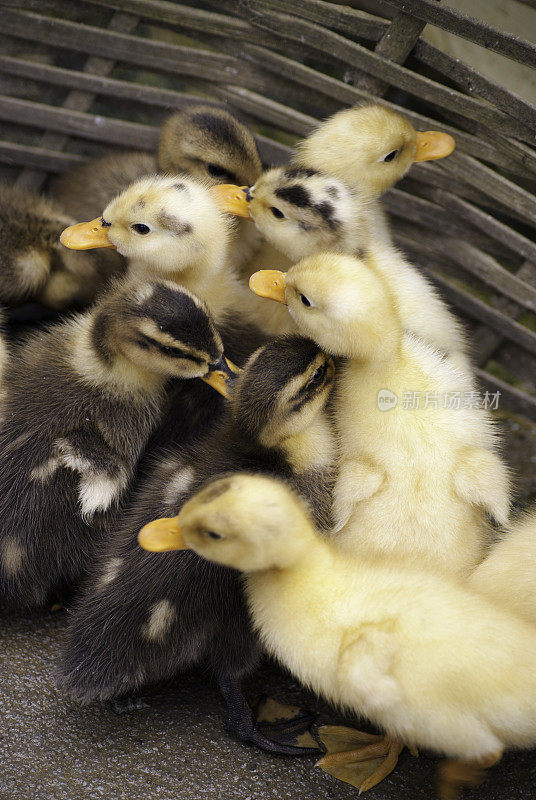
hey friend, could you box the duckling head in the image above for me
[250,252,399,361]
[93,279,232,386]
[230,335,334,447]
[61,175,233,280]
[214,167,370,261]
[158,104,262,188]
[139,473,315,572]
[295,104,455,197]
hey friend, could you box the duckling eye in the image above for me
[270,207,285,219]
[300,294,312,307]
[205,530,223,540]
[131,223,151,235]
[307,363,326,387]
[383,150,398,162]
[206,163,235,182]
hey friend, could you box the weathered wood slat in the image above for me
[474,368,536,423]
[242,5,535,142]
[15,10,140,193]
[0,96,159,149]
[0,56,207,110]
[0,141,84,172]
[413,39,536,131]
[384,0,536,66]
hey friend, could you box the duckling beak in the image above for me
[414,131,455,162]
[60,217,116,250]
[249,270,287,304]
[138,516,188,552]
[202,356,242,399]
[209,184,252,219]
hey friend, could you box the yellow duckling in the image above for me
[295,103,455,200]
[61,175,294,337]
[139,473,536,799]
[52,104,263,275]
[469,510,536,622]
[212,166,468,366]
[250,252,509,577]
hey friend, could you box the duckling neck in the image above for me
[279,413,335,474]
[70,313,166,399]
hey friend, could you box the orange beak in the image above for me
[209,184,252,219]
[201,357,242,399]
[414,132,455,163]
[249,270,287,304]
[60,217,116,250]
[138,516,188,552]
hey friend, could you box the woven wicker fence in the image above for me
[1,0,535,419]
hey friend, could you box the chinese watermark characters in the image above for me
[377,389,500,411]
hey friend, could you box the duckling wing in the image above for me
[332,458,384,532]
[453,445,510,526]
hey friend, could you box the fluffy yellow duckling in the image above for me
[139,473,536,799]
[469,510,536,622]
[52,104,263,275]
[295,103,455,200]
[250,252,509,577]
[60,175,263,329]
[212,167,468,366]
[62,175,294,337]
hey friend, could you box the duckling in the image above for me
[212,167,468,365]
[58,336,335,754]
[141,473,536,799]
[0,182,119,311]
[295,103,455,201]
[0,278,232,609]
[61,174,293,337]
[468,510,536,622]
[250,253,510,577]
[51,104,263,273]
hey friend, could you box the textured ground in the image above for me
[1,414,536,800]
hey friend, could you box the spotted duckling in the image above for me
[58,336,335,753]
[61,174,291,337]
[0,182,118,311]
[0,279,232,609]
[51,104,263,273]
[212,165,469,368]
[141,473,536,800]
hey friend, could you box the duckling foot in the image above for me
[317,726,416,793]
[218,675,319,756]
[437,750,502,800]
[253,695,320,751]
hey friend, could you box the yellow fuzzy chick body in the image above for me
[167,473,536,769]
[469,510,536,622]
[264,252,509,577]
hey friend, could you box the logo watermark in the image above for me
[377,390,500,411]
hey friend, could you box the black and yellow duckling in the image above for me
[58,335,335,753]
[51,104,263,273]
[0,182,119,312]
[0,279,234,609]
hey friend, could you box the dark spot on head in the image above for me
[284,167,319,180]
[197,478,233,505]
[275,184,312,209]
[157,211,192,237]
[191,112,244,154]
[140,284,222,364]
[173,183,187,192]
[133,199,145,210]
[314,201,339,230]
[326,186,339,199]
[299,221,314,232]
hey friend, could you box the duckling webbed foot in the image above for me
[437,749,502,800]
[218,674,320,755]
[317,725,416,793]
[253,695,320,752]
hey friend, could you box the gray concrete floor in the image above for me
[1,414,536,800]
